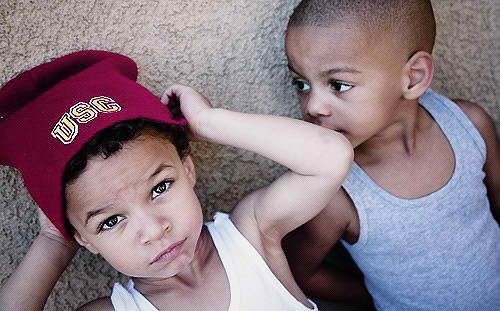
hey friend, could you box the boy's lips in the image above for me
[151,239,186,265]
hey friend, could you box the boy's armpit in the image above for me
[283,188,357,278]
[77,297,114,311]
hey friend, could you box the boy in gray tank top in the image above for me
[283,0,500,310]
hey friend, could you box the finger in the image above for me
[160,89,172,104]
[161,84,187,103]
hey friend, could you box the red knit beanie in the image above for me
[0,50,186,239]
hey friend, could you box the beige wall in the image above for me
[0,0,498,309]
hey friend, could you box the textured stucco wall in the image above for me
[0,0,498,309]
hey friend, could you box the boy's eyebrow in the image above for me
[149,164,174,180]
[85,206,112,227]
[320,66,361,77]
[287,64,361,77]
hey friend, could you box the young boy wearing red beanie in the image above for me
[0,50,353,310]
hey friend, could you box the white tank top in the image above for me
[110,213,319,311]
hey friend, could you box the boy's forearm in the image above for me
[0,234,78,311]
[304,267,374,308]
[196,108,352,176]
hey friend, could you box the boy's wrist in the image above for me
[37,230,79,254]
[191,107,222,142]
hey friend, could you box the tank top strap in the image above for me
[110,280,159,311]
[418,88,486,162]
[206,213,241,310]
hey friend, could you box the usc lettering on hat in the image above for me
[0,50,186,239]
[52,96,122,144]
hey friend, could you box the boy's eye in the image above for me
[292,79,311,93]
[152,180,172,199]
[98,215,125,232]
[330,81,353,93]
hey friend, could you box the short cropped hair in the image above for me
[288,0,436,54]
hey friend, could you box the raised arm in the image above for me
[0,209,79,311]
[163,84,353,242]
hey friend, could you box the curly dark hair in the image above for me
[63,118,190,186]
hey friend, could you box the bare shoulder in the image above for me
[453,99,498,138]
[76,297,114,311]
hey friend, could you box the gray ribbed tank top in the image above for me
[341,89,500,310]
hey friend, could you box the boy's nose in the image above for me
[303,95,333,121]
[138,214,171,245]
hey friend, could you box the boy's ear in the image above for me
[73,231,99,255]
[401,51,434,100]
[182,155,197,187]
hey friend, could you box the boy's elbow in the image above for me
[340,134,354,166]
[339,140,354,180]
[322,133,354,179]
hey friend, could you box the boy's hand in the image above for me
[161,84,213,141]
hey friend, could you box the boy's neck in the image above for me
[355,100,432,162]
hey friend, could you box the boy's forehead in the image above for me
[66,136,180,208]
[286,26,369,66]
[286,24,405,73]
[286,22,381,49]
